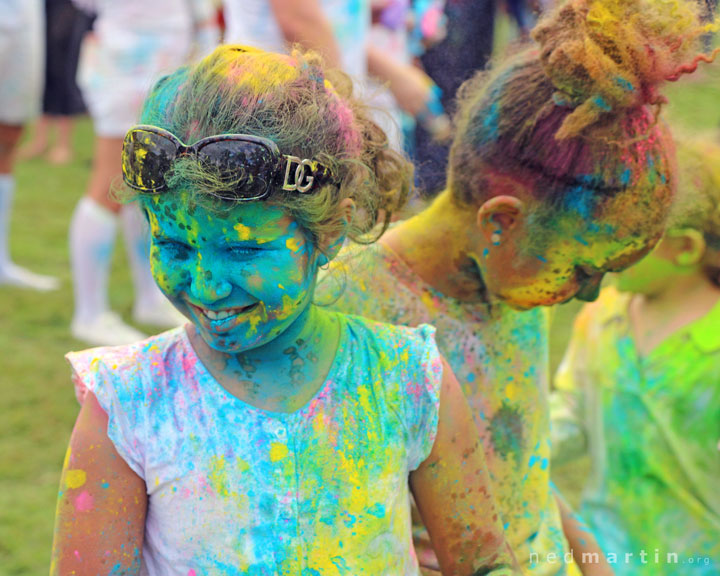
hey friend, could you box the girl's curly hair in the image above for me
[124,45,412,247]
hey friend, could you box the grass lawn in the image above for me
[1,41,718,576]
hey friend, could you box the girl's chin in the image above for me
[497,290,574,310]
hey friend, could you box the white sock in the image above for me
[120,203,166,313]
[70,197,117,324]
[0,174,15,268]
[0,174,59,291]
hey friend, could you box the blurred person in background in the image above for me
[415,0,496,197]
[222,0,445,152]
[0,0,60,291]
[19,0,93,165]
[68,0,219,346]
[552,140,720,574]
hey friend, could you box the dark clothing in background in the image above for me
[415,0,497,197]
[43,0,92,116]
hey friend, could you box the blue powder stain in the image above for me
[331,557,351,574]
[541,458,549,470]
[467,372,476,382]
[483,102,501,140]
[593,95,612,111]
[536,254,548,263]
[564,186,593,219]
[621,168,632,186]
[101,482,109,489]
[528,455,538,467]
[366,503,386,518]
[574,234,589,246]
[661,173,667,184]
[503,522,510,530]
[483,248,489,259]
[614,76,634,91]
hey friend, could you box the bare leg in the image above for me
[69,136,147,345]
[17,116,50,161]
[0,123,60,290]
[48,115,75,165]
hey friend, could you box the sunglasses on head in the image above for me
[121,125,336,201]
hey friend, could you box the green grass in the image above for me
[1,44,718,575]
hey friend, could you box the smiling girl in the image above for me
[50,46,520,576]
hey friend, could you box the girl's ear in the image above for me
[320,198,356,262]
[666,228,706,267]
[476,195,525,245]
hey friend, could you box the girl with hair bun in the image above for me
[553,138,720,574]
[319,0,718,574]
[51,46,520,576]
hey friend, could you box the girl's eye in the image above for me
[227,245,263,257]
[155,239,192,258]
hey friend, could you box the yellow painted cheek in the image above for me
[285,237,302,252]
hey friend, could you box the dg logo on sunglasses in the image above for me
[282,156,317,193]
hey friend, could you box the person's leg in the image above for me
[17,115,50,160]
[48,115,74,164]
[69,136,146,345]
[0,123,59,290]
[120,203,184,328]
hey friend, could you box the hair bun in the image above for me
[532,0,718,138]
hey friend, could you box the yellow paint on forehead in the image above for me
[234,223,252,240]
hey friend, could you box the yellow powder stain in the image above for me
[234,223,252,240]
[285,237,301,252]
[278,283,285,290]
[236,457,251,473]
[65,469,86,489]
[269,443,289,462]
[274,294,301,321]
[63,446,72,470]
[505,382,520,401]
[208,456,230,497]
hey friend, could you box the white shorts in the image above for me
[0,0,44,125]
[79,28,193,137]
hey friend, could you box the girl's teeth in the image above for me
[205,309,233,320]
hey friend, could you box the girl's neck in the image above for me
[382,190,488,303]
[188,303,341,412]
[629,273,720,357]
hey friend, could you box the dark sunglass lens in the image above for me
[122,131,177,191]
[198,141,275,199]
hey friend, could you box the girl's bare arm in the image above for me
[411,359,521,576]
[51,391,147,575]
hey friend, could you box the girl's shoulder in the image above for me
[66,326,190,405]
[340,312,438,359]
[337,312,443,389]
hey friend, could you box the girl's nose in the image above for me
[575,273,604,302]
[190,267,232,302]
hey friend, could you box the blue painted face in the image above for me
[142,192,319,353]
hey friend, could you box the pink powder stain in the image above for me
[74,550,82,562]
[188,570,197,576]
[74,490,94,512]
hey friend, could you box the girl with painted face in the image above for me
[51,46,521,576]
[552,139,720,575]
[317,0,718,574]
